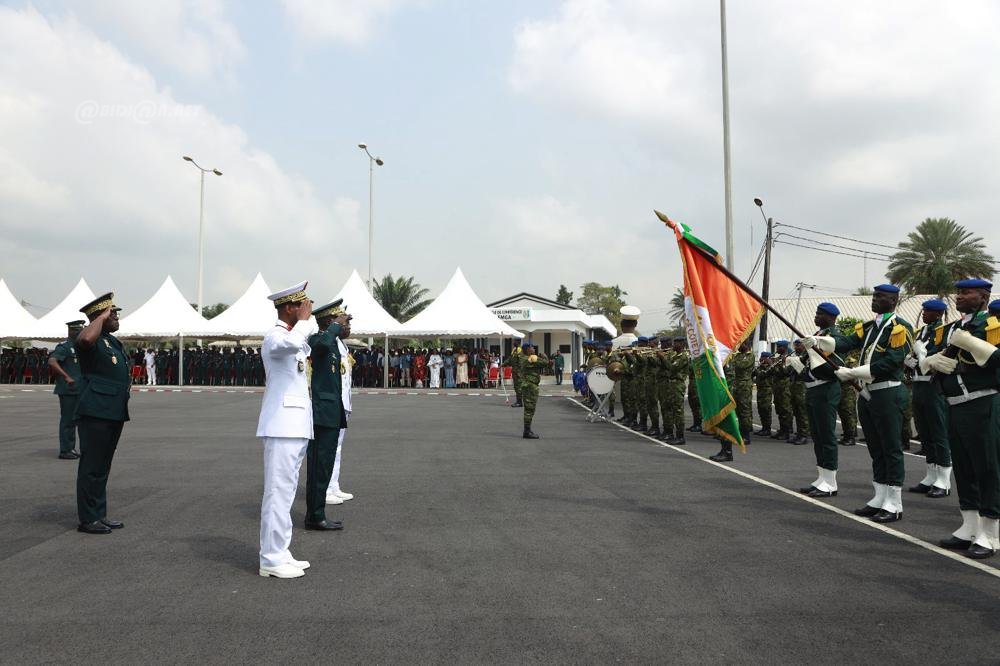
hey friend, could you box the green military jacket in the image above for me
[74,332,131,422]
[520,352,549,386]
[50,339,82,396]
[730,350,754,385]
[834,313,914,382]
[939,312,1000,397]
[308,324,346,430]
[502,349,523,378]
[664,349,690,381]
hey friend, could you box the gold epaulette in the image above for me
[889,324,908,349]
[987,316,1000,346]
[934,324,944,347]
[854,322,865,339]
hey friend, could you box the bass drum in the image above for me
[586,366,615,395]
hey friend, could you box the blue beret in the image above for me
[990,300,1000,312]
[921,299,947,312]
[647,336,659,342]
[673,337,686,343]
[873,284,900,294]
[521,342,533,350]
[817,302,840,316]
[760,351,773,357]
[637,336,649,342]
[955,278,993,290]
[775,339,789,347]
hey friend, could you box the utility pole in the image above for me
[759,217,773,341]
[720,0,734,270]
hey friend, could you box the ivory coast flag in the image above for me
[656,211,765,450]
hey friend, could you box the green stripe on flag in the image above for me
[692,350,742,447]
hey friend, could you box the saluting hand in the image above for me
[297,299,313,321]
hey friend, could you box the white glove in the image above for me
[903,356,918,369]
[800,336,818,349]
[950,329,999,367]
[911,340,926,358]
[834,367,855,382]
[919,353,958,375]
[786,356,804,373]
[835,364,874,383]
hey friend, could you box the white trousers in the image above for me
[326,427,347,495]
[259,436,308,568]
[146,365,156,385]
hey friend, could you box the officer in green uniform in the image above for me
[730,340,755,444]
[770,340,792,440]
[837,351,859,445]
[796,303,844,497]
[822,284,914,523]
[48,320,86,459]
[73,293,131,535]
[787,340,810,445]
[923,279,1000,558]
[304,299,349,531]
[519,342,548,438]
[503,346,524,407]
[906,299,952,498]
[753,351,774,437]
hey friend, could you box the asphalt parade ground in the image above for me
[2,386,1000,664]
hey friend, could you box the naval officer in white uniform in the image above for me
[327,303,355,505]
[257,281,318,579]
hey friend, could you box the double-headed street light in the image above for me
[182,155,223,317]
[358,143,384,293]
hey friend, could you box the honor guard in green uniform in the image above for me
[787,340,810,445]
[503,346,524,407]
[905,299,952,498]
[770,340,792,440]
[922,279,1000,558]
[837,351,859,445]
[73,293,131,535]
[304,299,349,531]
[820,284,914,523]
[753,352,774,437]
[730,340,755,444]
[520,342,548,439]
[796,303,844,497]
[48,320,86,459]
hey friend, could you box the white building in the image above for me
[486,293,617,369]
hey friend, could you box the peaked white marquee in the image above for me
[117,276,213,338]
[0,278,38,339]
[332,270,402,335]
[395,268,523,338]
[202,273,275,338]
[30,278,98,340]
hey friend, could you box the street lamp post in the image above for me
[358,144,384,293]
[182,156,223,317]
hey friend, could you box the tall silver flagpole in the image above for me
[720,0,735,271]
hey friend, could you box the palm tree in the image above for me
[886,218,995,296]
[373,274,433,322]
[667,287,686,326]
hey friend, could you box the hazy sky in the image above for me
[2,1,998,332]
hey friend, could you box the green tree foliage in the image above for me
[373,274,432,322]
[555,284,573,306]
[668,287,686,326]
[575,282,628,329]
[201,303,228,319]
[886,218,995,296]
[836,316,862,337]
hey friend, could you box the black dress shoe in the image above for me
[908,483,931,494]
[709,449,733,462]
[304,519,344,531]
[791,435,808,445]
[871,509,902,523]
[807,488,837,498]
[78,521,112,534]
[939,535,973,550]
[926,487,950,498]
[966,544,995,560]
[841,438,856,446]
[686,425,702,433]
[854,505,880,517]
[100,519,124,529]
[671,437,687,446]
[799,485,818,494]
[523,429,539,439]
[755,428,773,437]
[58,451,80,460]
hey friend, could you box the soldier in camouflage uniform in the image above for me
[730,340,755,444]
[770,340,792,440]
[753,351,774,436]
[837,350,859,445]
[640,337,662,437]
[660,337,690,444]
[519,342,548,439]
[787,340,811,445]
[686,364,702,433]
[632,337,650,431]
[610,344,635,426]
[502,346,524,407]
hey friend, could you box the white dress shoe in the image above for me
[259,563,305,579]
[325,494,344,505]
[286,558,310,570]
[334,491,354,501]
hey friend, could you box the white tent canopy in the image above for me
[202,273,275,338]
[117,276,213,338]
[0,278,38,339]
[395,267,523,338]
[332,270,402,335]
[30,278,97,340]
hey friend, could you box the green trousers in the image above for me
[790,382,809,435]
[688,380,701,426]
[306,426,340,523]
[857,385,906,486]
[512,373,522,402]
[773,381,792,433]
[806,381,841,471]
[645,376,659,429]
[912,381,951,466]
[756,383,773,429]
[948,394,1000,518]
[76,416,124,524]
[838,383,858,440]
[523,382,539,427]
[58,394,79,454]
[734,383,753,434]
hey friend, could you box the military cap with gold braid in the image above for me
[66,320,86,330]
[313,298,345,319]
[268,281,309,307]
[80,292,122,317]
